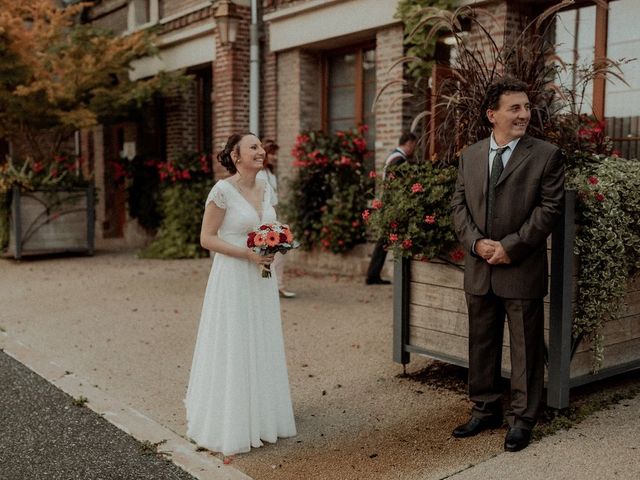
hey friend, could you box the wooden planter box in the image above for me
[393,191,640,409]
[8,186,95,259]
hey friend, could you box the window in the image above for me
[556,0,640,157]
[128,0,158,30]
[323,45,376,160]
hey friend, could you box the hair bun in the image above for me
[217,134,243,174]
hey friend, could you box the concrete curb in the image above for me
[0,331,252,480]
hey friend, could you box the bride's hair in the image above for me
[217,133,257,174]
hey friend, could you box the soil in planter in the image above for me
[399,360,640,440]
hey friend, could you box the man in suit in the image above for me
[365,132,417,285]
[450,78,564,452]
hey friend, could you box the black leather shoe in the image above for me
[504,427,531,452]
[452,416,503,438]
[365,278,391,285]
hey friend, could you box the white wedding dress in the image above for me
[185,179,296,456]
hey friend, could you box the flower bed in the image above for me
[284,127,371,254]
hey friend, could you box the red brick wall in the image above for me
[212,5,252,180]
[374,25,405,170]
[164,83,198,161]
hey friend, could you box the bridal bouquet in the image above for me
[247,222,299,277]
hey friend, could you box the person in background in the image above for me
[258,139,296,298]
[365,132,418,285]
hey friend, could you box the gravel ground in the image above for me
[0,350,196,480]
[3,250,636,480]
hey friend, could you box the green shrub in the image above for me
[366,161,460,261]
[140,179,212,259]
[284,128,371,253]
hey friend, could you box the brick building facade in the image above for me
[72,0,640,272]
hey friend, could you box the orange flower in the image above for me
[283,228,294,243]
[266,231,280,247]
[254,233,266,246]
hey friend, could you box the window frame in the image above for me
[127,0,159,32]
[321,41,376,134]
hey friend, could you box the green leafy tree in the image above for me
[0,0,187,161]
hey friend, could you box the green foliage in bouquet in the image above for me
[283,128,371,253]
[139,152,213,259]
[366,161,461,262]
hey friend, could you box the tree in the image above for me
[0,0,186,161]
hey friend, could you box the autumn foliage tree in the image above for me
[0,0,186,161]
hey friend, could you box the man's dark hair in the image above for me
[399,132,417,146]
[481,77,529,127]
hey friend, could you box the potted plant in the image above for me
[0,155,94,259]
[383,3,640,408]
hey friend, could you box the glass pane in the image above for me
[555,6,596,114]
[134,0,151,25]
[606,0,640,158]
[329,119,355,134]
[329,86,355,124]
[329,54,356,87]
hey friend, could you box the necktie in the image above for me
[486,146,508,238]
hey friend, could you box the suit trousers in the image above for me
[465,291,545,430]
[366,238,388,281]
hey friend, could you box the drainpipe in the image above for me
[249,0,260,136]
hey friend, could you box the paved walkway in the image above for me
[0,350,197,480]
[1,250,639,479]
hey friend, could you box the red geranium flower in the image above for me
[389,233,398,242]
[595,192,605,202]
[424,215,436,224]
[411,183,424,193]
[588,176,599,185]
[402,239,413,249]
[371,199,383,210]
[362,209,371,221]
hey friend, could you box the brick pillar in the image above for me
[165,83,198,161]
[213,5,251,179]
[276,49,321,199]
[374,25,405,171]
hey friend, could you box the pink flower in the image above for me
[371,199,383,210]
[588,176,599,185]
[389,233,398,242]
[390,220,398,229]
[351,220,360,228]
[411,183,424,193]
[450,249,465,262]
[369,171,377,178]
[424,214,436,224]
[340,156,352,165]
[362,209,371,221]
[402,239,413,249]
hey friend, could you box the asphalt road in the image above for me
[0,350,196,480]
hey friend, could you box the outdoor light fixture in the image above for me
[214,0,241,45]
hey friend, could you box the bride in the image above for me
[185,133,297,456]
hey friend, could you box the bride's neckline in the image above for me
[224,178,267,220]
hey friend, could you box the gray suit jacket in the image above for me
[450,135,565,299]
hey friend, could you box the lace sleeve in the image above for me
[205,182,226,209]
